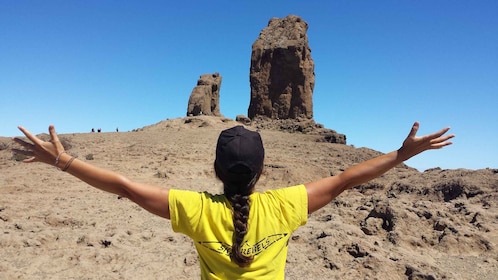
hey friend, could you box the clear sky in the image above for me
[1,0,496,171]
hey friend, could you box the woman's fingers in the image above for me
[11,148,36,163]
[48,125,64,150]
[17,126,42,146]
[430,134,454,149]
[12,148,33,156]
[429,127,452,140]
[12,131,37,162]
[423,126,454,150]
[48,125,60,144]
[407,121,420,138]
[13,125,66,166]
[401,122,455,158]
[12,137,34,149]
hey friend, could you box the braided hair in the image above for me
[214,126,264,267]
[215,163,262,267]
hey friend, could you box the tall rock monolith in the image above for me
[248,15,315,120]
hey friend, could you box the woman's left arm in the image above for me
[305,122,454,214]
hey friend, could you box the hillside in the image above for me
[1,116,497,279]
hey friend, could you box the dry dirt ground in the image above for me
[1,116,497,279]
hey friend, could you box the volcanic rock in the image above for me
[187,73,222,117]
[248,15,315,120]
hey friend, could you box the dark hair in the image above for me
[214,126,265,267]
[215,163,262,267]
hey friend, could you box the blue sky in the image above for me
[1,0,496,171]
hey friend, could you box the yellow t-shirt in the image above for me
[169,185,308,280]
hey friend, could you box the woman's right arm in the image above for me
[13,125,171,219]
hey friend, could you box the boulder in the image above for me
[235,115,252,124]
[186,73,222,117]
[248,15,315,120]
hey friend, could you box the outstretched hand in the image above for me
[12,125,65,166]
[398,122,454,161]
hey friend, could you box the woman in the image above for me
[12,122,453,279]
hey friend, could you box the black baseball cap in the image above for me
[215,126,265,177]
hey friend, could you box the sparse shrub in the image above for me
[155,171,169,179]
[100,240,112,248]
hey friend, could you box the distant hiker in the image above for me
[91,128,95,133]
[12,122,454,279]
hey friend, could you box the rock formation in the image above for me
[186,73,222,117]
[248,15,315,120]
